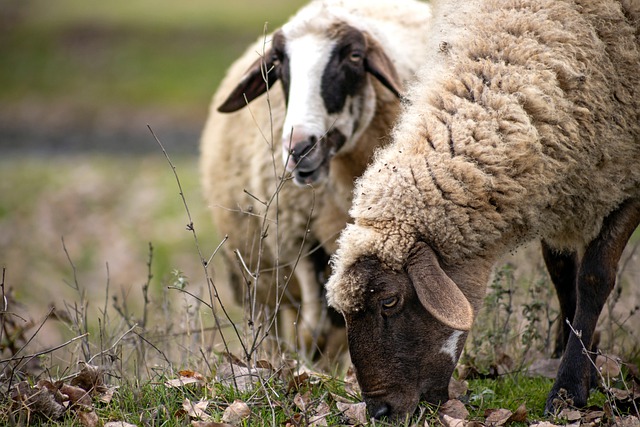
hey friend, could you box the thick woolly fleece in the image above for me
[327,0,640,314]
[200,0,432,306]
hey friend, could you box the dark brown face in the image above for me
[341,245,474,421]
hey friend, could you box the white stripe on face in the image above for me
[281,33,335,164]
[439,330,464,364]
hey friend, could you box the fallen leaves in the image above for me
[10,363,111,427]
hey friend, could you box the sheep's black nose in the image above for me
[371,403,390,420]
[290,135,318,163]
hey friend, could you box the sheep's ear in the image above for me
[217,51,279,113]
[406,242,474,331]
[364,37,403,99]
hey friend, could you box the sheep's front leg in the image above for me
[545,198,640,413]
[541,242,578,357]
[295,259,323,357]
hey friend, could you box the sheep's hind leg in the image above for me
[541,242,578,357]
[545,198,640,414]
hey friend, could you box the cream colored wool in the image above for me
[327,0,640,314]
[200,0,433,345]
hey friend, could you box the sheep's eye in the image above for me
[349,51,364,62]
[381,296,398,309]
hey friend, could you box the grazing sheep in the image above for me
[326,0,640,419]
[200,0,432,358]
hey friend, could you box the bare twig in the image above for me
[87,323,138,365]
[0,332,89,364]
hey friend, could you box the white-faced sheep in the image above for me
[326,0,640,419]
[200,0,432,359]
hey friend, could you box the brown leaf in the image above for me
[485,408,512,426]
[310,401,331,426]
[105,422,138,427]
[166,371,206,388]
[440,399,469,420]
[441,414,467,427]
[582,409,605,424]
[596,354,622,379]
[182,398,211,421]
[287,371,310,392]
[60,384,93,408]
[336,401,367,425]
[344,365,361,396]
[71,363,105,392]
[222,399,251,424]
[191,422,234,427]
[294,390,311,411]
[76,408,100,427]
[11,381,66,420]
[216,362,270,392]
[507,403,527,423]
[98,385,118,404]
[529,422,562,427]
[612,415,640,427]
[558,408,581,422]
[255,359,274,370]
[449,378,469,400]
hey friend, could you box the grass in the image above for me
[0,0,306,111]
[1,0,639,425]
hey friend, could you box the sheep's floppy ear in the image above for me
[406,242,474,331]
[217,50,280,113]
[364,37,403,99]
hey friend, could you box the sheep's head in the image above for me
[329,242,476,421]
[217,19,402,186]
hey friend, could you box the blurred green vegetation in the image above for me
[0,0,306,111]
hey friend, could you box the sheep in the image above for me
[325,0,640,419]
[200,0,433,359]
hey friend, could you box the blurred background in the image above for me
[0,0,305,361]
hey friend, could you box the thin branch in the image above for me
[87,323,138,364]
[0,333,89,364]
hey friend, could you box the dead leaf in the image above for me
[558,408,582,422]
[182,398,211,421]
[105,423,138,427]
[507,403,527,423]
[336,401,367,425]
[216,362,271,392]
[60,384,93,408]
[294,390,311,411]
[310,401,331,426]
[441,414,467,427]
[440,399,469,420]
[344,365,361,396]
[255,359,274,370]
[596,354,622,379]
[191,422,234,427]
[582,409,605,424]
[71,363,106,392]
[485,408,512,426]
[98,385,118,404]
[449,378,469,400]
[165,371,206,388]
[612,415,640,427]
[76,407,100,427]
[529,423,562,427]
[222,399,250,424]
[11,381,66,420]
[287,371,310,392]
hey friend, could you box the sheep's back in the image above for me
[348,0,640,269]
